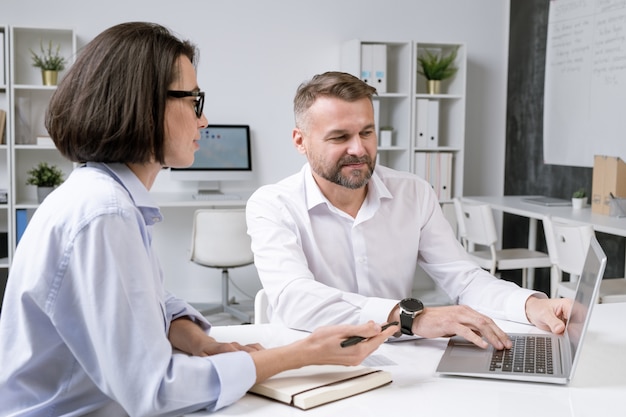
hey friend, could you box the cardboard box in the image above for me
[591,155,626,215]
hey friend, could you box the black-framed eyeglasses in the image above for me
[167,90,205,118]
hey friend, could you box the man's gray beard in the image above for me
[331,168,372,189]
[325,156,375,189]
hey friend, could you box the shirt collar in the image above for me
[85,162,163,225]
[303,164,327,211]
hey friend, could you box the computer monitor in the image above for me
[170,124,253,194]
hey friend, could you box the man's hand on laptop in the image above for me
[405,305,513,350]
[525,295,572,335]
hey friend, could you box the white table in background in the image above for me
[463,195,626,281]
[463,195,626,239]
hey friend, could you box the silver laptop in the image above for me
[522,196,572,207]
[436,236,606,384]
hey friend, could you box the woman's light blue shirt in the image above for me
[0,163,255,416]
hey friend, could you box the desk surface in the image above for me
[151,191,252,208]
[464,195,626,237]
[188,302,626,417]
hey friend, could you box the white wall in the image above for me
[2,0,510,303]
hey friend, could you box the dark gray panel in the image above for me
[504,0,624,291]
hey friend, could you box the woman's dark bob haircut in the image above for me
[45,22,198,164]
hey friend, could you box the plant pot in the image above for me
[572,197,587,209]
[37,186,55,203]
[427,80,441,94]
[42,70,59,86]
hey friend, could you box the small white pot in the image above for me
[380,130,393,147]
[572,197,587,209]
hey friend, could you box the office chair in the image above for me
[190,208,254,323]
[453,198,552,289]
[543,216,626,302]
[253,288,269,324]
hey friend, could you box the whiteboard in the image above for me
[544,0,626,167]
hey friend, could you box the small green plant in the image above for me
[30,40,67,71]
[573,188,586,198]
[417,46,459,81]
[26,162,64,187]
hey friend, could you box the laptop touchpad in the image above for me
[450,343,487,358]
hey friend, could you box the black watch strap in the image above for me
[400,311,414,335]
[398,298,423,336]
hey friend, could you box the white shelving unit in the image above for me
[6,26,75,260]
[341,40,413,171]
[342,40,466,304]
[413,42,466,205]
[341,40,467,205]
[1,25,9,276]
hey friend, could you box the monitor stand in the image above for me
[192,181,241,201]
[197,181,222,195]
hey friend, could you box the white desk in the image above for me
[151,191,252,208]
[186,302,626,417]
[463,195,626,239]
[463,195,626,283]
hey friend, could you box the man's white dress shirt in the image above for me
[246,164,541,331]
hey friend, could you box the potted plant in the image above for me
[572,188,587,209]
[417,46,459,94]
[30,40,67,86]
[26,162,64,203]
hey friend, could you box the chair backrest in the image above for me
[455,199,498,247]
[254,288,269,324]
[452,197,468,248]
[543,217,594,276]
[190,208,254,269]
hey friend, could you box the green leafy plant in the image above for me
[30,40,67,71]
[572,188,586,198]
[417,46,459,81]
[26,162,64,187]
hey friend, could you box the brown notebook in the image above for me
[249,365,392,410]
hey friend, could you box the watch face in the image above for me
[401,298,423,313]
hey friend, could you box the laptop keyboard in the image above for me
[489,335,554,374]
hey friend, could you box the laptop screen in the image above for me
[565,236,606,364]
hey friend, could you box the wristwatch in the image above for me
[398,298,424,335]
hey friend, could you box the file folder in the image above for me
[413,152,453,201]
[438,153,453,201]
[414,152,427,181]
[360,44,374,86]
[371,44,387,93]
[427,100,440,148]
[415,99,429,148]
[16,209,29,245]
[0,32,5,85]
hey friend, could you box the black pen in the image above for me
[340,321,399,348]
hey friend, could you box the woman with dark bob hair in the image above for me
[0,22,397,416]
